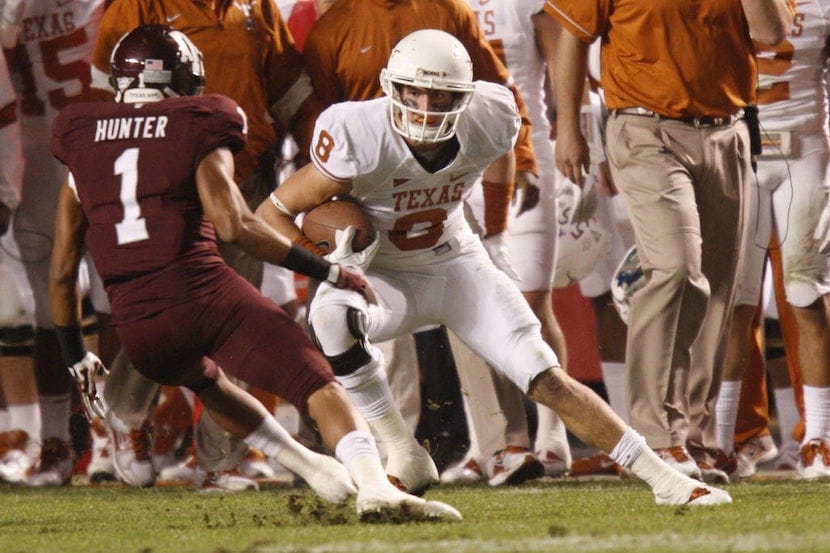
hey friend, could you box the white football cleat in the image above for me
[198,471,259,494]
[654,446,702,480]
[797,440,830,480]
[736,434,779,478]
[357,486,462,522]
[106,412,156,487]
[440,456,484,485]
[86,417,117,483]
[385,444,439,495]
[0,430,38,483]
[536,449,571,478]
[486,446,544,486]
[26,438,74,487]
[654,480,732,506]
[298,452,357,504]
[157,454,204,484]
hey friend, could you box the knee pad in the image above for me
[309,306,372,376]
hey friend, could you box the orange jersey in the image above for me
[93,0,320,181]
[303,0,537,174]
[544,0,758,117]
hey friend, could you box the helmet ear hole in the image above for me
[380,29,475,143]
[110,24,205,103]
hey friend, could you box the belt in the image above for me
[615,107,744,128]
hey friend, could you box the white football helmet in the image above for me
[553,178,612,288]
[611,246,646,325]
[379,29,475,143]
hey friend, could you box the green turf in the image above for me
[0,478,828,552]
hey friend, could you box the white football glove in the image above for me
[483,233,521,282]
[813,193,830,255]
[67,351,109,420]
[323,225,379,272]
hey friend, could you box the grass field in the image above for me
[1,475,828,553]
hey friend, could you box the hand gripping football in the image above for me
[302,198,375,255]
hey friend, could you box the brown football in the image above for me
[301,199,375,255]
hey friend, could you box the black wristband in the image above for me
[55,324,87,366]
[282,244,333,282]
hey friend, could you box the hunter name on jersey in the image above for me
[94,115,169,142]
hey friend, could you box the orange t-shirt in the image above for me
[545,0,758,117]
[303,0,537,175]
[94,0,320,181]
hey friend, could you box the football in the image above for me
[301,198,375,255]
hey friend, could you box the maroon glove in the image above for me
[330,265,377,304]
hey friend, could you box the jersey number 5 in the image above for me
[114,148,149,245]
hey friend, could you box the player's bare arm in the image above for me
[49,176,109,420]
[49,178,87,328]
[255,162,352,246]
[553,29,590,187]
[198,147,369,297]
[741,0,794,45]
[196,146,293,265]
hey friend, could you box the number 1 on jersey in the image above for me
[114,148,149,245]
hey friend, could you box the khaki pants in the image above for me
[605,111,751,453]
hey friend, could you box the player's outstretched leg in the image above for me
[336,430,461,522]
[196,373,357,504]
[309,304,439,495]
[528,367,732,506]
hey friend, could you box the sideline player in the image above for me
[257,29,732,507]
[50,24,461,521]
[441,0,571,486]
[715,0,830,479]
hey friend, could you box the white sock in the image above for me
[336,354,396,421]
[336,355,420,460]
[39,394,71,442]
[609,427,647,468]
[802,385,830,443]
[335,430,388,490]
[629,445,697,499]
[600,361,629,424]
[715,380,741,454]
[244,415,313,475]
[773,387,800,451]
[7,403,41,441]
[370,409,422,461]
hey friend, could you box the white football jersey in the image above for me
[310,80,520,266]
[756,0,830,131]
[14,0,103,133]
[465,0,551,148]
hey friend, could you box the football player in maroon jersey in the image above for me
[49,24,460,521]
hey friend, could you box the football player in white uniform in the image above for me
[5,0,109,486]
[257,29,732,506]
[715,0,830,479]
[0,37,43,485]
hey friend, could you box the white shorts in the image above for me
[309,232,559,393]
[464,164,558,293]
[736,130,830,308]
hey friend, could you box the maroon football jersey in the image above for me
[51,94,247,322]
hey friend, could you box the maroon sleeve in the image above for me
[189,94,247,162]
